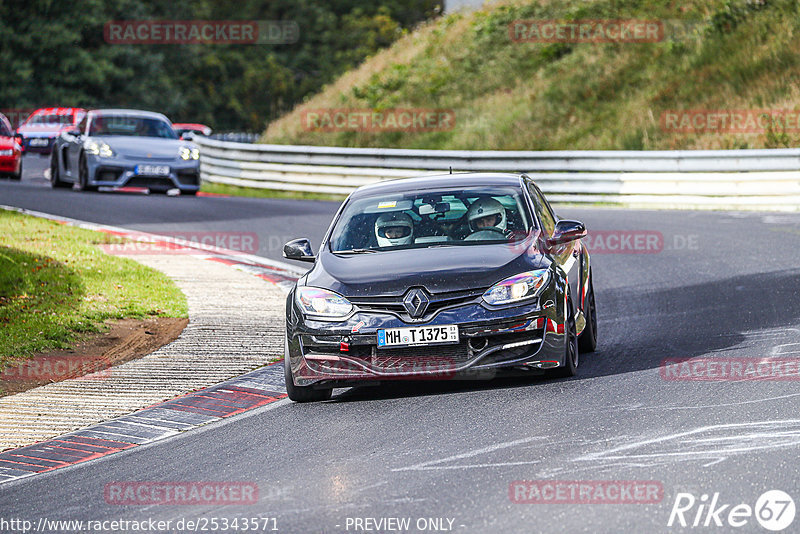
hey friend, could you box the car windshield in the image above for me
[28,113,74,125]
[329,186,533,253]
[89,115,178,139]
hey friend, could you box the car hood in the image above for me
[17,124,62,136]
[306,237,550,296]
[92,136,191,159]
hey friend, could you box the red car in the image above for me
[172,123,212,139]
[0,113,22,180]
[16,107,86,155]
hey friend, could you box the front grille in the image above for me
[125,176,174,189]
[371,341,471,373]
[349,287,485,320]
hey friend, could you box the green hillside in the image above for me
[262,0,800,150]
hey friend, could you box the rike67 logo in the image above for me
[668,490,795,531]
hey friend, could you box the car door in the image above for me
[525,179,582,307]
[63,114,88,179]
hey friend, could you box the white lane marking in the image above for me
[390,460,543,471]
[772,342,800,355]
[391,437,545,472]
[576,419,800,464]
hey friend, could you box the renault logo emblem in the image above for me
[403,288,430,318]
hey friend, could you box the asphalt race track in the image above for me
[1,154,800,532]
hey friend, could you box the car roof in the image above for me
[88,109,170,121]
[351,173,525,197]
[30,107,85,115]
[172,123,209,129]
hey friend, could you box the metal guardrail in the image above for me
[195,137,800,209]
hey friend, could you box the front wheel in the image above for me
[10,159,22,180]
[578,273,597,353]
[50,152,69,188]
[284,338,332,402]
[77,154,96,192]
[550,291,579,378]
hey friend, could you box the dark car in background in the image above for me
[0,113,23,180]
[15,107,86,155]
[50,109,201,195]
[282,173,598,402]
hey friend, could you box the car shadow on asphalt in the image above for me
[329,267,800,403]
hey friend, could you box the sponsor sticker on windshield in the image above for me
[377,201,397,209]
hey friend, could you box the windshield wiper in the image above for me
[335,248,380,254]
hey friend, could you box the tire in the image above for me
[180,189,198,196]
[551,291,579,378]
[284,337,332,402]
[50,152,70,188]
[10,158,21,180]
[578,273,597,353]
[77,153,96,192]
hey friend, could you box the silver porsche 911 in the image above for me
[49,109,200,195]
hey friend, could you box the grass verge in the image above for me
[0,209,188,370]
[262,0,800,151]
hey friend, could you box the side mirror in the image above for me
[180,132,195,141]
[547,220,587,247]
[64,127,81,137]
[283,238,316,263]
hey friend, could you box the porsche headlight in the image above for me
[296,287,353,319]
[85,141,114,157]
[483,269,550,305]
[180,146,200,160]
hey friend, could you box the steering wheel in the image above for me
[465,227,507,241]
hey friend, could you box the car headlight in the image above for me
[180,146,200,160]
[0,149,13,156]
[296,287,353,319]
[482,269,550,305]
[85,141,114,157]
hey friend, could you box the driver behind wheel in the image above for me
[375,212,414,247]
[467,197,507,235]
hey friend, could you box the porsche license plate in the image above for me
[135,164,170,176]
[377,325,459,348]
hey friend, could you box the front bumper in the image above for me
[86,156,200,192]
[0,155,21,173]
[287,298,568,387]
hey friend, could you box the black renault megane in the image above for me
[283,173,597,402]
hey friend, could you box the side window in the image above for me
[526,181,556,237]
[78,115,88,135]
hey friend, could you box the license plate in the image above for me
[29,138,49,146]
[377,325,459,348]
[135,164,170,176]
